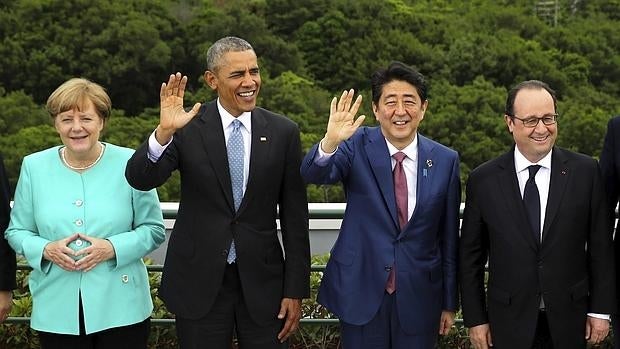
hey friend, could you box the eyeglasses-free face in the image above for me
[509,113,558,128]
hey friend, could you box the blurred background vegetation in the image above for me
[0,0,618,203]
[1,1,619,347]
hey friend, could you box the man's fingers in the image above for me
[188,103,202,118]
[353,115,366,128]
[350,94,363,113]
[337,90,348,111]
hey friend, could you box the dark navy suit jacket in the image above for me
[301,126,460,335]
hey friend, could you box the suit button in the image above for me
[384,266,392,272]
[222,249,228,256]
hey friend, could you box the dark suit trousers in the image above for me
[531,311,554,349]
[175,263,288,349]
[340,291,437,349]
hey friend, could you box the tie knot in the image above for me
[527,165,541,180]
[393,152,406,163]
[232,119,241,131]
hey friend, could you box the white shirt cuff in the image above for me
[587,313,610,321]
[314,140,337,166]
[147,129,172,162]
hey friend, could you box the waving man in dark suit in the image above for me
[125,36,310,349]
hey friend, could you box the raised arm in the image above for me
[320,89,365,153]
[155,72,202,145]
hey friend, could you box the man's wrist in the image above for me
[155,125,174,146]
[320,136,338,154]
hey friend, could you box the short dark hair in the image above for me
[505,80,557,116]
[371,61,427,105]
[206,36,254,72]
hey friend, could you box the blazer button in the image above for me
[384,265,392,272]
[74,199,83,207]
[74,219,83,226]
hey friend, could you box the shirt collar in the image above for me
[217,98,252,132]
[385,133,418,162]
[514,146,552,173]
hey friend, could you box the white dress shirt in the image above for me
[316,134,419,220]
[514,147,551,241]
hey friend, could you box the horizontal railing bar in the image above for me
[4,317,464,326]
[15,264,327,272]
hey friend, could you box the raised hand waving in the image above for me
[321,89,365,153]
[156,72,202,145]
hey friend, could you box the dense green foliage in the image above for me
[0,0,618,202]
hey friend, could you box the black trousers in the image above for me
[175,263,288,349]
[38,296,150,349]
[531,311,554,349]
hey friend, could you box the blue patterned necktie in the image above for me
[226,119,244,263]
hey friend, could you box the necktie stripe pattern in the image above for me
[226,119,244,263]
[387,151,408,294]
[523,165,541,244]
[393,152,408,230]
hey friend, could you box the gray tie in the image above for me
[226,119,244,263]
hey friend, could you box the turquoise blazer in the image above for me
[6,143,165,335]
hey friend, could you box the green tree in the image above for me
[0,125,58,193]
[0,89,49,135]
[0,0,182,115]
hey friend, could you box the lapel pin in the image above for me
[561,169,567,175]
[426,159,433,168]
[260,136,267,142]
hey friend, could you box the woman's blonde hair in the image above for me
[46,78,111,120]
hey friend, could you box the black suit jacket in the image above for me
[600,115,620,304]
[460,146,615,349]
[125,101,310,323]
[0,154,16,291]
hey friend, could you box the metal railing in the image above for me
[4,203,467,327]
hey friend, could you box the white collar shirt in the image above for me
[218,99,252,193]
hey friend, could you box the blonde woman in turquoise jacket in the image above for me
[5,78,165,349]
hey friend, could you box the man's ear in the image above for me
[204,70,218,90]
[504,115,514,133]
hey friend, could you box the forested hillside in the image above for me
[0,0,618,202]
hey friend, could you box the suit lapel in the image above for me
[496,150,540,252]
[365,128,400,232]
[198,102,236,212]
[399,135,434,237]
[237,109,271,214]
[542,148,569,245]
